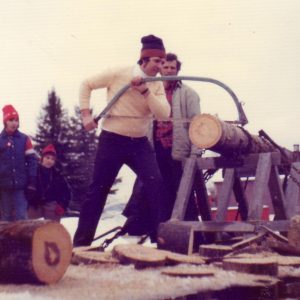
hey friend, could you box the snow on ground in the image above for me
[0,166,275,300]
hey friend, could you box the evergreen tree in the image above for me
[33,89,70,173]
[33,91,121,210]
[66,107,98,208]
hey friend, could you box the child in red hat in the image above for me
[0,104,38,221]
[27,144,71,222]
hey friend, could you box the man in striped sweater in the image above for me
[73,35,171,246]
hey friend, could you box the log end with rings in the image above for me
[0,220,72,284]
[189,113,222,149]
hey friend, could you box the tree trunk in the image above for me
[0,220,72,284]
[189,113,277,155]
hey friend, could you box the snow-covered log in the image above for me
[0,220,72,284]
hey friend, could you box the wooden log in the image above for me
[0,220,72,284]
[157,221,195,255]
[189,113,277,155]
[222,257,278,276]
[288,215,300,248]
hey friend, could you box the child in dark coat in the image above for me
[0,104,38,221]
[27,144,71,222]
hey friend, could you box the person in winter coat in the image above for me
[0,104,38,221]
[27,144,71,222]
[73,34,170,247]
[122,53,201,235]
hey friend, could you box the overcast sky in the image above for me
[1,0,300,150]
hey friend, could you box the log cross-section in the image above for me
[0,220,72,284]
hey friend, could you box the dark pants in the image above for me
[123,142,199,235]
[73,130,167,246]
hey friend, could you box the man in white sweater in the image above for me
[73,35,170,246]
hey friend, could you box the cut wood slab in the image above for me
[276,256,300,267]
[199,244,233,258]
[0,220,72,284]
[161,266,216,278]
[71,250,119,265]
[223,252,300,268]
[222,257,278,276]
[112,244,166,269]
[165,252,205,265]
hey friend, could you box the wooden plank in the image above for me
[233,176,248,220]
[171,156,197,220]
[268,166,287,220]
[171,220,290,233]
[248,153,272,220]
[196,152,281,171]
[231,232,267,250]
[285,162,300,219]
[193,169,212,221]
[215,169,235,221]
[179,221,256,233]
[260,225,288,243]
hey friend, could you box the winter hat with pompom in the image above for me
[42,144,56,157]
[140,34,165,59]
[2,104,19,123]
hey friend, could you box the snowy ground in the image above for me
[1,165,221,300]
[0,166,275,300]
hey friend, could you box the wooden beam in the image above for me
[171,156,197,220]
[233,176,248,220]
[248,153,272,220]
[268,166,287,220]
[285,162,300,219]
[215,169,235,221]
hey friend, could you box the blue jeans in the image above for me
[73,130,167,246]
[0,190,27,221]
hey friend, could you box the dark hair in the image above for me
[165,53,182,71]
[137,57,150,65]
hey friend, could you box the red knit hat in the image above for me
[2,105,19,123]
[140,34,166,59]
[42,144,56,156]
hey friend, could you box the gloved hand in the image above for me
[55,203,65,216]
[25,185,38,207]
